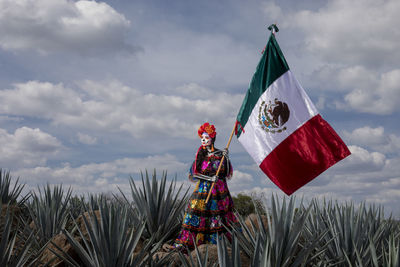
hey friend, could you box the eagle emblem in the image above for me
[258,98,290,133]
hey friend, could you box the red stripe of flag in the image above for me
[259,114,351,195]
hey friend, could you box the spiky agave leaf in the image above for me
[308,200,397,266]
[227,211,266,258]
[263,195,318,266]
[303,199,343,265]
[368,233,400,267]
[144,250,176,267]
[68,195,86,220]
[217,234,241,267]
[383,234,400,267]
[119,170,190,243]
[53,197,157,267]
[0,169,29,205]
[178,240,217,267]
[229,195,322,267]
[176,234,242,267]
[27,184,72,245]
[113,193,143,229]
[177,250,196,267]
[0,204,35,267]
[192,242,210,267]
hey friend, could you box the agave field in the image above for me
[1,168,400,267]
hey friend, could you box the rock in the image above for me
[240,251,251,267]
[153,251,182,266]
[131,238,146,262]
[191,244,219,266]
[155,241,251,266]
[29,220,36,230]
[134,238,145,253]
[1,204,21,217]
[190,244,251,267]
[75,210,101,239]
[38,233,82,267]
[162,243,174,251]
[1,204,22,228]
[32,210,101,266]
[245,213,268,235]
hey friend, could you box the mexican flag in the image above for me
[236,32,351,195]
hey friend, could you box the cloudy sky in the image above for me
[1,0,399,215]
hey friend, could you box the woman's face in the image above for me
[201,133,212,147]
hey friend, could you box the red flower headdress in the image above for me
[197,122,216,138]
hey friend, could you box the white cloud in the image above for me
[174,83,215,100]
[135,26,258,90]
[0,81,82,119]
[0,0,134,55]
[288,0,400,67]
[0,127,62,168]
[0,80,244,139]
[232,170,253,183]
[307,65,400,114]
[243,152,400,215]
[228,170,254,192]
[15,153,187,194]
[305,65,348,94]
[0,0,398,217]
[306,154,400,215]
[342,68,400,115]
[263,1,400,115]
[333,145,386,174]
[343,126,386,147]
[313,96,326,110]
[271,0,400,114]
[77,132,97,145]
[262,2,283,22]
[343,126,400,154]
[0,115,23,123]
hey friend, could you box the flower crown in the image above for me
[197,122,216,138]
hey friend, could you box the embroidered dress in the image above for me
[173,147,238,250]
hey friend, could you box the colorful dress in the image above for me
[173,147,238,249]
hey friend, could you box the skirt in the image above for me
[173,178,238,250]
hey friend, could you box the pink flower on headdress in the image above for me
[198,122,216,138]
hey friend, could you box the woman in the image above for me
[173,122,238,250]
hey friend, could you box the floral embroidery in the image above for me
[191,215,200,227]
[184,214,191,224]
[173,139,238,250]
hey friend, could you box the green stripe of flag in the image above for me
[236,33,290,137]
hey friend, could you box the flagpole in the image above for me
[205,123,236,204]
[205,25,278,203]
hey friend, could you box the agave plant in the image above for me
[119,170,190,243]
[217,234,242,267]
[0,204,35,267]
[27,184,72,245]
[0,169,28,205]
[177,242,216,267]
[260,196,324,266]
[53,197,158,267]
[379,234,400,267]
[145,251,176,267]
[346,229,400,267]
[68,195,86,220]
[229,195,325,267]
[306,200,397,266]
[227,211,266,260]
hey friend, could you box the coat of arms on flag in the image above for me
[258,98,290,133]
[235,25,351,195]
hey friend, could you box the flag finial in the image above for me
[268,24,279,35]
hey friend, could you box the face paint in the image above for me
[201,133,212,147]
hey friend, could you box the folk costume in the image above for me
[173,123,238,250]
